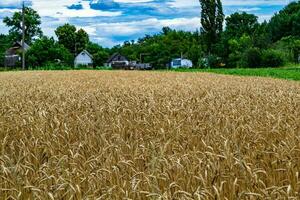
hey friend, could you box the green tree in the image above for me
[268,1,300,42]
[225,12,259,38]
[55,24,89,55]
[275,36,300,63]
[112,27,203,69]
[199,0,224,54]
[86,42,109,67]
[252,21,271,49]
[76,29,89,53]
[240,48,262,68]
[227,34,253,67]
[55,24,77,54]
[26,36,73,68]
[0,34,11,67]
[261,49,285,67]
[3,7,42,44]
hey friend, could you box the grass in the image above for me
[1,65,299,81]
[170,67,300,81]
[0,71,299,199]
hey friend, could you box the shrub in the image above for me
[261,49,285,67]
[200,55,222,68]
[26,36,74,68]
[30,63,73,70]
[240,48,262,68]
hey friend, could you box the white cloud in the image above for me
[0,0,22,7]
[168,0,288,8]
[31,0,121,18]
[0,0,292,47]
[238,7,261,12]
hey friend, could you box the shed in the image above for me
[171,58,193,69]
[105,53,129,69]
[74,50,93,67]
[5,41,30,67]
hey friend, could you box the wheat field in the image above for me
[0,71,299,199]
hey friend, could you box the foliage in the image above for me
[227,34,253,67]
[2,2,300,70]
[3,7,42,44]
[0,34,11,67]
[55,24,77,54]
[225,12,259,39]
[86,42,110,67]
[274,36,300,63]
[30,64,74,70]
[199,0,224,53]
[26,36,73,68]
[76,29,89,53]
[55,24,89,55]
[261,49,285,68]
[200,54,222,68]
[111,27,202,69]
[240,48,262,68]
[268,1,300,42]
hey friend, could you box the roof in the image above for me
[172,58,192,61]
[5,41,30,55]
[14,41,30,50]
[76,50,93,58]
[106,53,128,63]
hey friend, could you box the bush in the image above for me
[261,49,285,67]
[29,63,73,70]
[200,55,222,68]
[240,48,262,68]
[26,36,74,68]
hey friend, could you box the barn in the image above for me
[74,50,93,68]
[4,41,30,67]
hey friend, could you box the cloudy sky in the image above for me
[0,0,292,47]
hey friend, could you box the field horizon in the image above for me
[0,71,299,199]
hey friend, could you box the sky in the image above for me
[0,0,293,47]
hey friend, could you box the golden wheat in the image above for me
[0,71,299,199]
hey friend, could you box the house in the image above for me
[74,50,93,68]
[105,53,129,69]
[171,58,193,69]
[4,41,30,67]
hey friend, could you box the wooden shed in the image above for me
[4,41,30,67]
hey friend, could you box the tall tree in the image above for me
[268,1,300,42]
[55,24,89,55]
[55,24,77,54]
[225,12,259,38]
[3,7,42,44]
[199,0,224,54]
[76,29,89,53]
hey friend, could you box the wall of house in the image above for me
[75,53,93,66]
[171,59,193,68]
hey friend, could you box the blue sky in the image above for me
[0,0,292,47]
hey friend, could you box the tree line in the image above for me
[1,1,300,69]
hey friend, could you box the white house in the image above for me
[171,58,193,69]
[74,50,93,67]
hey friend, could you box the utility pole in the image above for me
[22,1,26,70]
